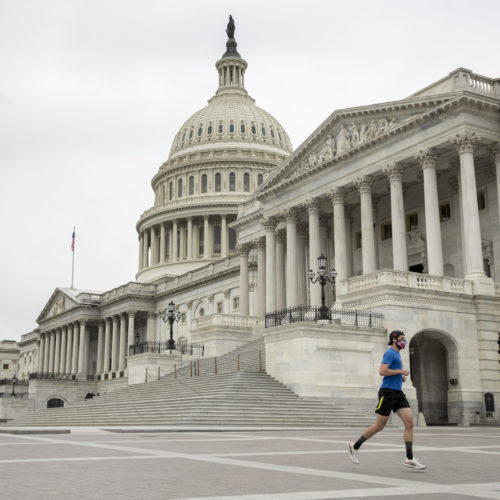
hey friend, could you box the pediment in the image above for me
[37,288,78,323]
[259,95,456,192]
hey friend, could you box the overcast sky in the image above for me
[1,0,499,341]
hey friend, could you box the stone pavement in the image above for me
[0,426,499,499]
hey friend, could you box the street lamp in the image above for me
[308,254,337,320]
[11,374,17,397]
[160,301,181,352]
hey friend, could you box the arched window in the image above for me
[197,126,203,137]
[199,226,204,255]
[169,181,174,200]
[218,123,224,134]
[229,227,237,251]
[213,225,221,254]
[47,397,64,408]
[189,129,193,140]
[261,126,266,137]
[240,123,246,133]
[178,178,183,198]
[229,172,236,192]
[229,123,235,133]
[189,176,194,195]
[257,173,263,186]
[201,174,207,193]
[215,172,221,192]
[243,173,250,192]
[207,124,213,135]
[251,124,256,135]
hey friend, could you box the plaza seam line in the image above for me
[4,433,500,499]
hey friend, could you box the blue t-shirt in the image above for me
[380,347,403,390]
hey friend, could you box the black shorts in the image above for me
[375,388,410,416]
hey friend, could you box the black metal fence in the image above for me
[265,305,383,329]
[29,373,76,381]
[129,341,205,356]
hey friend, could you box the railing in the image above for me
[339,270,473,295]
[265,305,383,329]
[129,341,205,356]
[192,313,262,329]
[29,373,77,380]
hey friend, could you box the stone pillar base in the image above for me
[466,274,495,296]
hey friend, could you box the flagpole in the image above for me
[71,227,75,289]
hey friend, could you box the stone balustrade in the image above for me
[192,313,262,329]
[339,270,474,295]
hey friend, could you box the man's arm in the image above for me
[379,363,409,377]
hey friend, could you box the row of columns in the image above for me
[238,132,492,315]
[37,312,139,377]
[139,215,230,270]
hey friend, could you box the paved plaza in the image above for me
[0,426,499,499]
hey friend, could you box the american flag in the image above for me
[71,229,75,252]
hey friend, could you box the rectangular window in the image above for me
[355,231,362,249]
[381,222,392,241]
[2,364,9,370]
[233,296,240,311]
[216,301,223,313]
[439,202,451,222]
[477,189,486,211]
[406,212,419,231]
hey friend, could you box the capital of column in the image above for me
[275,228,286,242]
[262,217,277,231]
[328,187,345,204]
[296,222,308,236]
[303,198,320,214]
[452,131,480,155]
[128,310,136,318]
[415,148,439,169]
[383,162,404,181]
[355,175,373,194]
[253,236,266,249]
[281,207,297,223]
[235,243,251,255]
[489,143,500,163]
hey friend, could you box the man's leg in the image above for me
[396,407,414,446]
[348,414,389,464]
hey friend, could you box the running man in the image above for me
[347,330,426,470]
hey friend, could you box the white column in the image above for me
[65,324,73,375]
[492,145,500,231]
[111,316,119,372]
[416,149,443,275]
[345,208,353,278]
[160,223,166,263]
[138,233,144,270]
[59,326,67,375]
[84,328,90,376]
[187,217,193,260]
[127,311,136,359]
[256,237,266,317]
[172,220,178,261]
[178,222,185,260]
[119,313,127,371]
[355,176,377,274]
[143,230,149,268]
[275,229,286,309]
[329,188,348,281]
[43,332,49,373]
[307,199,321,307]
[203,215,209,259]
[150,226,157,265]
[284,208,298,307]
[296,224,307,306]
[264,218,276,312]
[48,331,55,374]
[238,244,250,316]
[78,320,86,376]
[146,311,156,342]
[103,318,111,374]
[96,321,104,375]
[452,131,485,278]
[168,224,173,262]
[383,163,408,272]
[54,328,61,375]
[38,335,45,373]
[221,215,228,258]
[71,322,79,376]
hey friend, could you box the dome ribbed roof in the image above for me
[168,94,292,158]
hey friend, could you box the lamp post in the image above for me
[160,301,181,353]
[11,374,17,397]
[308,254,337,320]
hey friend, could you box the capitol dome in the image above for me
[136,19,292,283]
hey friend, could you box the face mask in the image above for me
[396,339,407,349]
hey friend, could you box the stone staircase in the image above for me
[9,338,375,427]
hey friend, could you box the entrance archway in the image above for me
[47,397,65,408]
[409,330,459,425]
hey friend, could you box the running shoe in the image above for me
[404,457,426,470]
[347,442,359,464]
